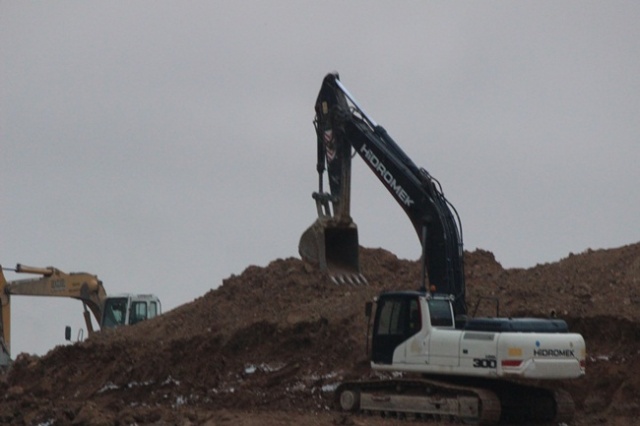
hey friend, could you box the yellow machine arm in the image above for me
[0,264,107,358]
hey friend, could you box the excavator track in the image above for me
[491,381,575,424]
[335,378,501,424]
[335,378,574,424]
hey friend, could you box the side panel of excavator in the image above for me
[371,294,586,380]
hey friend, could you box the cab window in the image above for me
[149,301,158,319]
[376,296,421,336]
[130,302,148,325]
[376,298,403,335]
[428,299,454,327]
[102,297,128,328]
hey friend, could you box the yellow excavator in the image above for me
[0,264,161,366]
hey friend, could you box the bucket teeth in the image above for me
[329,273,367,286]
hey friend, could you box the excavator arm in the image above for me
[300,73,466,315]
[0,264,107,361]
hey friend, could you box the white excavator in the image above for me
[299,73,586,423]
[0,264,161,367]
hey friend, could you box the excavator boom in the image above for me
[0,264,106,358]
[300,73,465,315]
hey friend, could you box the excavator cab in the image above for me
[101,294,161,328]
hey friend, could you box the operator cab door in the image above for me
[129,301,148,325]
[371,294,421,364]
[426,298,461,367]
[129,298,161,325]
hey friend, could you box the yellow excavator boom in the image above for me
[0,264,107,359]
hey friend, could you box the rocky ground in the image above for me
[1,243,639,425]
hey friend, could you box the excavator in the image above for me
[299,73,586,423]
[0,264,161,367]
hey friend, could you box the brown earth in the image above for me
[1,244,640,425]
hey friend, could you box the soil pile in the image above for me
[1,244,639,425]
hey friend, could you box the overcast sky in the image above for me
[2,2,639,356]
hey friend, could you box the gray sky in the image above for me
[2,2,639,356]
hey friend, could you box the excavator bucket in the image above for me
[298,219,365,284]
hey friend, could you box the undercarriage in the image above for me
[335,377,574,424]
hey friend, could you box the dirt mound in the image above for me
[1,244,640,425]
